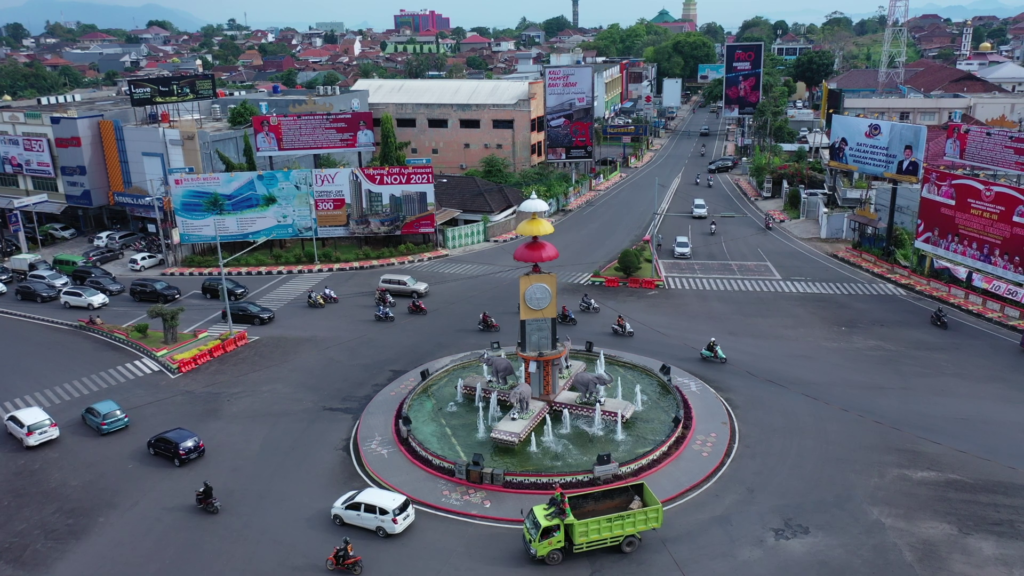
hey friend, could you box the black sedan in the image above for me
[15,281,59,303]
[222,301,275,325]
[82,246,124,265]
[147,427,206,467]
[84,276,125,296]
[1,237,19,257]
[707,158,734,173]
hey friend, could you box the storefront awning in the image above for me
[0,196,68,214]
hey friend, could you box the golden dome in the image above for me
[979,41,993,51]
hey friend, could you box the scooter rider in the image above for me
[323,286,337,300]
[377,303,390,317]
[710,219,717,233]
[560,305,570,320]
[695,174,700,185]
[581,293,594,307]
[481,310,494,328]
[307,289,319,304]
[708,174,714,186]
[616,315,627,331]
[700,144,706,156]
[333,537,354,567]
[197,480,213,507]
[411,299,425,312]
[932,306,947,322]
[705,338,718,357]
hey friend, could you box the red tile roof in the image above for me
[462,34,491,43]
[79,32,116,40]
[41,57,73,66]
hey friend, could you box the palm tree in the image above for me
[201,192,228,216]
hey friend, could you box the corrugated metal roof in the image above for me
[352,79,532,105]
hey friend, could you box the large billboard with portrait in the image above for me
[127,74,217,107]
[0,135,56,178]
[252,112,376,156]
[943,123,1024,174]
[827,116,927,183]
[544,66,594,162]
[723,43,763,117]
[169,171,316,243]
[916,168,1024,284]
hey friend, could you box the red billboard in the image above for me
[916,168,1024,284]
[943,123,1024,174]
[355,166,436,235]
[252,112,376,156]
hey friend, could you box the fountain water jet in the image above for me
[543,414,555,442]
[615,410,625,440]
[477,405,486,438]
[617,377,622,401]
[634,384,644,411]
[561,408,571,434]
[488,392,500,425]
[446,402,458,412]
[530,432,538,452]
[475,380,482,406]
[592,403,603,434]
[456,378,464,403]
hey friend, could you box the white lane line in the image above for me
[89,375,108,389]
[124,363,145,377]
[63,383,80,398]
[23,395,37,407]
[81,378,99,392]
[141,358,161,371]
[33,393,50,408]
[106,369,126,383]
[133,360,152,374]
[116,366,135,380]
[54,386,71,400]
[836,284,851,294]
[72,380,90,394]
[4,401,16,413]
[45,389,61,404]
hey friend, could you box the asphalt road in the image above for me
[2,109,1023,576]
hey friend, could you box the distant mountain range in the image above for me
[717,1,1021,32]
[0,1,207,34]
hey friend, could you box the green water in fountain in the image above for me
[405,355,680,473]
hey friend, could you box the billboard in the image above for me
[127,74,217,107]
[252,112,376,156]
[827,115,927,183]
[544,66,595,162]
[697,64,725,83]
[0,135,56,178]
[601,125,649,138]
[662,78,682,108]
[169,171,315,243]
[916,168,1024,284]
[723,44,763,116]
[348,166,436,235]
[943,123,1024,174]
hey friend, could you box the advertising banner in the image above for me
[942,123,1024,174]
[312,169,352,238]
[544,66,595,162]
[723,44,763,116]
[348,166,436,235]
[916,168,1024,284]
[601,125,649,138]
[0,135,56,178]
[127,74,217,107]
[662,78,682,108]
[827,115,927,183]
[934,258,1024,303]
[170,171,315,243]
[697,64,725,83]
[252,112,376,156]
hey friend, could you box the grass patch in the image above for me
[784,207,800,221]
[127,330,197,349]
[181,241,435,267]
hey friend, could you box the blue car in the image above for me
[81,400,130,434]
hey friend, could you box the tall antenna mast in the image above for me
[878,0,909,92]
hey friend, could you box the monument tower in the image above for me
[682,0,698,25]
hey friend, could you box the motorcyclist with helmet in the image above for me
[480,310,494,329]
[332,537,354,568]
[581,293,595,308]
[705,338,719,357]
[196,480,213,507]
[323,286,337,301]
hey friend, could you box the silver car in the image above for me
[692,198,709,218]
[378,274,429,298]
[673,236,692,259]
[27,270,70,289]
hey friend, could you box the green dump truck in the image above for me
[523,481,664,566]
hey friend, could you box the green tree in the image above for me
[736,16,774,44]
[935,47,956,62]
[323,30,338,44]
[445,62,467,78]
[379,40,389,52]
[516,17,538,31]
[465,55,488,70]
[542,15,572,38]
[615,248,641,277]
[216,149,244,171]
[404,54,430,78]
[702,77,723,103]
[450,26,467,41]
[3,22,30,43]
[242,133,257,171]
[102,70,120,86]
[821,11,853,33]
[321,71,342,86]
[773,20,790,37]
[145,19,176,33]
[698,22,725,44]
[372,112,409,166]
[214,38,243,64]
[272,68,299,88]
[0,61,63,99]
[644,33,716,89]
[259,42,294,57]
[227,99,259,127]
[56,65,83,89]
[358,62,383,78]
[147,305,185,344]
[469,27,491,37]
[791,49,835,88]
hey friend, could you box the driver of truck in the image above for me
[540,526,560,541]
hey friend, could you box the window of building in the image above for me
[396,118,417,128]
[373,118,381,127]
[0,130,9,135]
[0,173,18,188]
[531,118,537,132]
[427,119,448,129]
[898,112,911,122]
[536,143,544,158]
[460,119,481,129]
[492,120,514,130]
[31,177,59,192]
[918,112,937,122]
[496,143,503,149]
[536,117,545,132]
[432,148,439,155]
[21,132,48,138]
[531,143,537,155]
[410,147,418,154]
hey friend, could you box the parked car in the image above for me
[0,282,6,295]
[81,400,129,435]
[14,281,58,302]
[26,270,70,289]
[707,159,733,173]
[71,265,115,285]
[673,236,692,259]
[92,230,118,247]
[596,157,620,167]
[23,226,52,247]
[330,487,415,538]
[47,223,78,240]
[222,301,274,325]
[105,231,143,250]
[699,125,710,136]
[146,427,205,467]
[799,127,809,138]
[378,274,429,298]
[60,286,109,310]
[129,279,180,303]
[202,277,249,301]
[84,276,125,296]
[692,198,709,218]
[82,246,124,265]
[1,237,19,257]
[4,406,60,448]
[0,265,13,283]
[128,252,164,271]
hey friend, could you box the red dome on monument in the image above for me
[513,237,560,263]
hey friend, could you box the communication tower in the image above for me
[877,0,910,91]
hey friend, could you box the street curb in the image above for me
[160,250,450,277]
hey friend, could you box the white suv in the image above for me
[5,406,60,448]
[692,198,709,218]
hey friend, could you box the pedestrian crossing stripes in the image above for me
[205,273,330,336]
[1,358,163,416]
[404,261,594,284]
[662,277,905,295]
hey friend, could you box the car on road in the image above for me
[14,281,58,302]
[128,252,164,271]
[222,301,274,325]
[129,279,180,303]
[82,246,124,265]
[331,487,415,538]
[82,400,129,435]
[0,265,13,283]
[707,158,733,173]
[71,265,115,285]
[47,223,78,241]
[5,406,60,448]
[105,231,143,251]
[60,286,109,310]
[146,427,205,467]
[379,274,429,298]
[673,236,692,259]
[84,276,125,296]
[26,270,70,289]
[692,198,709,218]
[699,125,710,136]
[202,277,249,301]
[0,282,6,295]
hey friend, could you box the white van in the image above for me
[331,487,415,537]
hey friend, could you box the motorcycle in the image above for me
[322,292,339,304]
[710,223,717,235]
[307,293,326,308]
[694,176,700,186]
[374,308,395,322]
[326,550,363,574]
[579,299,601,313]
[407,301,428,315]
[700,147,706,157]
[930,308,948,330]
[707,178,713,188]
[556,311,577,325]
[375,293,396,307]
[478,318,501,332]
[611,322,634,337]
[700,345,727,363]
[195,491,221,514]
[765,217,773,231]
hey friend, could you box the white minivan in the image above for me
[5,406,60,448]
[331,487,415,538]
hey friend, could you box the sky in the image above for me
[1,0,1019,34]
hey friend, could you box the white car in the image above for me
[331,487,415,538]
[692,198,709,218]
[92,231,118,247]
[5,406,60,448]
[799,128,809,138]
[0,282,6,295]
[673,235,692,259]
[128,252,165,271]
[60,286,109,310]
[47,223,78,240]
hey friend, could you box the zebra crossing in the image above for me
[663,277,906,295]
[1,358,164,416]
[204,273,330,336]
[403,261,593,284]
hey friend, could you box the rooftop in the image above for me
[352,79,533,105]
[434,175,525,214]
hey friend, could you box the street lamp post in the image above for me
[151,196,169,266]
